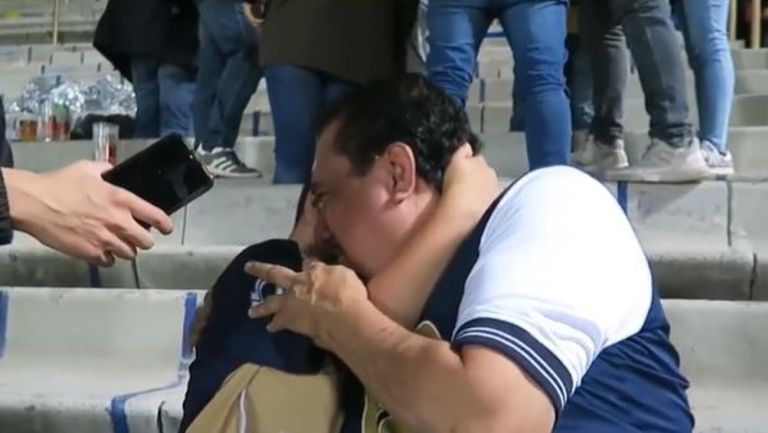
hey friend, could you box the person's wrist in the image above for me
[316,296,372,350]
[3,168,42,232]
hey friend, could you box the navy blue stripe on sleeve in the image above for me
[453,318,574,413]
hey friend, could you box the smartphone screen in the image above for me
[102,134,214,215]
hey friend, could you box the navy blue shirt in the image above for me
[180,239,324,432]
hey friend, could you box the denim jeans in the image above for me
[194,0,262,151]
[131,58,196,138]
[567,35,595,132]
[427,0,571,169]
[677,0,734,152]
[265,65,356,184]
[582,0,693,147]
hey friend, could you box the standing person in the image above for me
[574,0,710,182]
[259,0,418,184]
[193,0,264,178]
[427,0,572,170]
[94,0,198,138]
[676,0,735,175]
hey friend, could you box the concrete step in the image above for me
[479,70,768,104]
[665,299,768,433]
[476,48,768,79]
[2,174,768,300]
[478,94,768,132]
[0,287,198,433]
[11,127,768,180]
[0,289,762,433]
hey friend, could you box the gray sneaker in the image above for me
[609,138,711,183]
[572,135,630,174]
[700,140,734,176]
[198,147,262,179]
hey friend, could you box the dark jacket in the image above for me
[93,0,199,81]
[0,96,14,245]
[180,239,323,432]
[259,0,419,84]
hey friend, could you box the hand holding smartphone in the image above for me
[102,134,214,222]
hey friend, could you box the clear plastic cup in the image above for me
[93,122,119,165]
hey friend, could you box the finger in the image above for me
[245,262,301,289]
[266,316,287,333]
[100,230,137,260]
[116,189,174,235]
[248,294,285,319]
[113,215,155,251]
[92,251,115,267]
[83,160,114,175]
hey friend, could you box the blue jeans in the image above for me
[265,65,356,184]
[427,0,571,169]
[194,0,262,151]
[677,0,734,152]
[567,35,594,132]
[131,58,195,138]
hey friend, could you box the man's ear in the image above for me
[382,142,417,203]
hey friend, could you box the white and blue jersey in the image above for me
[343,166,693,433]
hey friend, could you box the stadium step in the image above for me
[0,288,762,433]
[0,287,198,433]
[2,170,768,300]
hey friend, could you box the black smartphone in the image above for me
[102,134,214,217]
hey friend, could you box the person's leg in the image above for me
[582,0,627,145]
[615,0,693,147]
[569,36,594,133]
[130,57,161,138]
[501,0,571,169]
[194,2,227,150]
[158,63,196,137]
[680,0,734,153]
[266,65,323,184]
[426,0,492,106]
[212,1,263,150]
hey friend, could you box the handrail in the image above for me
[51,0,62,45]
[730,0,738,42]
[751,0,762,49]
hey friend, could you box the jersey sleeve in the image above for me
[451,167,653,413]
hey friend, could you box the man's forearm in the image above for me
[368,203,477,328]
[319,300,496,433]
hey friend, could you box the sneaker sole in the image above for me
[206,166,263,179]
[604,166,712,183]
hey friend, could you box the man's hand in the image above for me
[5,161,173,266]
[441,143,500,225]
[245,260,367,347]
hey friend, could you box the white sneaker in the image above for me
[700,140,734,176]
[572,135,630,174]
[198,147,263,179]
[609,138,711,183]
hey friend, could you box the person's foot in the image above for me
[608,138,711,183]
[572,135,630,174]
[700,140,735,176]
[198,147,262,179]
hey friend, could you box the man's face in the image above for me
[311,121,431,277]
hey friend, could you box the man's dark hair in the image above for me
[317,74,482,191]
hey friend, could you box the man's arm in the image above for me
[368,146,499,328]
[321,298,555,433]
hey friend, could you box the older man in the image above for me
[248,75,693,433]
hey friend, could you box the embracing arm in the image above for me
[367,146,500,328]
[321,297,555,433]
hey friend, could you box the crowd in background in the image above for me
[92,0,737,184]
